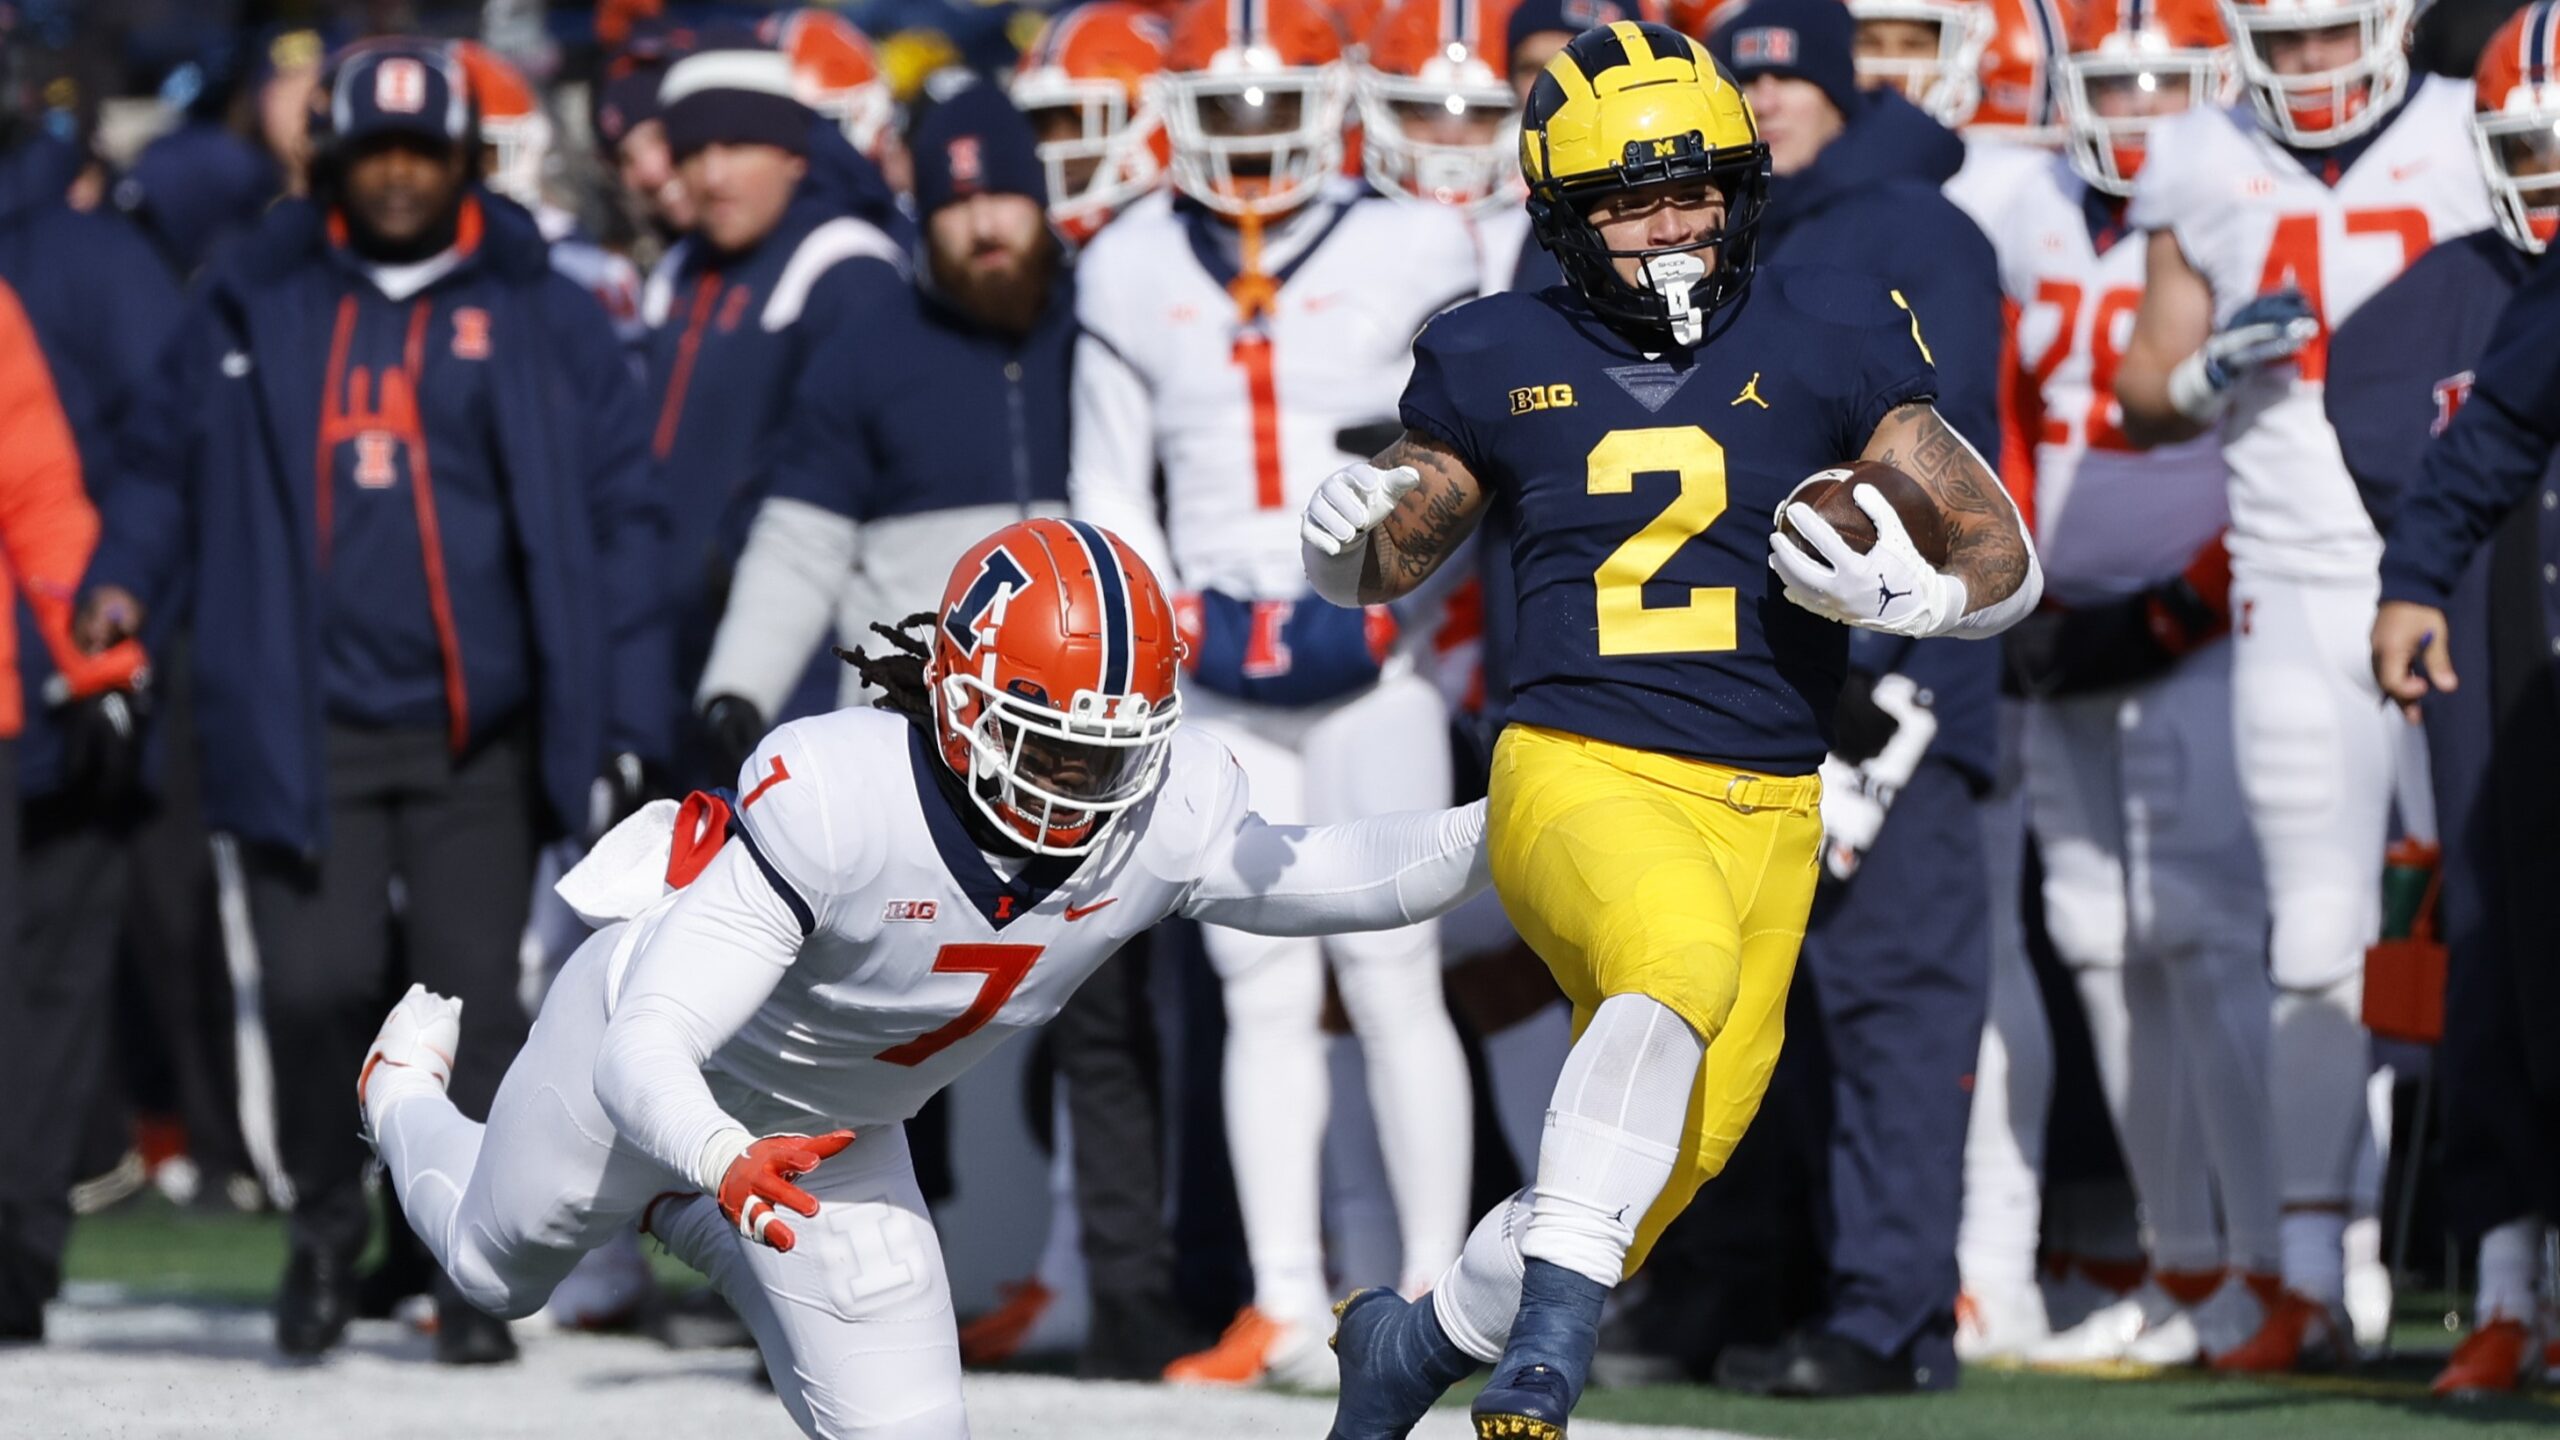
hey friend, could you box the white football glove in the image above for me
[1301,461,1423,557]
[2168,288,2321,421]
[1816,673,1937,882]
[1769,484,1969,638]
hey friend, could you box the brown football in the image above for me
[1777,460,1952,567]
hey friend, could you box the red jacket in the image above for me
[0,277,141,736]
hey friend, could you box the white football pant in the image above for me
[2029,640,2281,1277]
[373,929,966,1439]
[1959,768,2052,1309]
[2230,571,2393,1301]
[1188,670,1472,1318]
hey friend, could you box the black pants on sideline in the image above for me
[0,786,131,1295]
[1796,760,1990,1387]
[243,724,538,1261]
[1053,931,1179,1310]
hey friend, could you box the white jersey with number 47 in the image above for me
[2129,80,2491,580]
[1996,153,2229,605]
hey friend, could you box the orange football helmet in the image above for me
[1013,3,1174,242]
[2473,0,2560,254]
[451,40,552,208]
[2217,0,2412,146]
[1359,0,1521,209]
[761,7,894,156]
[2060,0,2232,194]
[925,519,1184,856]
[1969,0,2073,143]
[1162,0,1356,217]
[1848,0,1995,124]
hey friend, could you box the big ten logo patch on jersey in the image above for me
[2432,370,2475,436]
[1510,382,1576,415]
[882,899,940,922]
[944,546,1034,657]
[450,306,492,360]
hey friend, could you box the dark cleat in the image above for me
[1328,1288,1476,1440]
[1472,1362,1573,1439]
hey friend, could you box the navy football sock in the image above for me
[1486,1259,1610,1410]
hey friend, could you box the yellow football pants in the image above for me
[1487,723,1824,1277]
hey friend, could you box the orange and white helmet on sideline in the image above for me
[924,519,1184,857]
[451,40,552,208]
[1013,3,1174,242]
[1969,0,2072,143]
[2060,0,2233,194]
[761,8,895,156]
[1359,0,1521,210]
[1162,0,1357,217]
[2217,0,2412,146]
[1847,0,1996,125]
[2473,0,2560,254]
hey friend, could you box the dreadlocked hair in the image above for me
[834,613,939,726]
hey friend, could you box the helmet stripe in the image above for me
[2026,0,2069,124]
[1062,519,1133,696]
[1237,0,1264,47]
[2530,0,2557,84]
[2122,0,2147,38]
[1449,0,1469,49]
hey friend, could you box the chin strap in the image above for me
[1644,253,1707,347]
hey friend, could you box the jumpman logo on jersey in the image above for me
[1731,372,1768,409]
[1874,578,1910,616]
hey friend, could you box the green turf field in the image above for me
[64,1196,2560,1440]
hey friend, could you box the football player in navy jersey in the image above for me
[1298,20,2040,1438]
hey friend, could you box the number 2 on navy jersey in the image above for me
[1589,426,1737,657]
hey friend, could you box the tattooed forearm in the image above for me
[1360,431,1488,604]
[1866,402,2031,608]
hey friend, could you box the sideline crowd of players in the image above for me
[0,0,2557,1427]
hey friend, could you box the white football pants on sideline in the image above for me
[1189,671,1472,1314]
[2229,570,2391,1231]
[2029,641,2280,1275]
[1959,773,2051,1302]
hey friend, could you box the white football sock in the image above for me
[1517,994,1702,1289]
[1432,1187,1533,1362]
[1960,899,2051,1300]
[375,1090,486,1282]
[2477,1218,2542,1325]
[2281,1210,2349,1307]
[2164,945,2281,1274]
[2077,963,2219,1273]
[1333,932,1473,1291]
[1216,940,1335,1323]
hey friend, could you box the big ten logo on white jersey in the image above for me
[1998,156,2228,603]
[1080,196,1479,598]
[684,710,1235,1128]
[2131,79,2490,575]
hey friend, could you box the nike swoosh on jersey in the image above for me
[1063,898,1119,922]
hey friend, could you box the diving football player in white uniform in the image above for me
[356,519,1492,1439]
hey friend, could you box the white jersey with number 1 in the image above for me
[1068,194,1480,600]
[2128,81,2491,580]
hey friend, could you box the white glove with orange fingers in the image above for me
[696,1128,857,1253]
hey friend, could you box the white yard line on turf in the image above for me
[0,1297,1769,1440]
